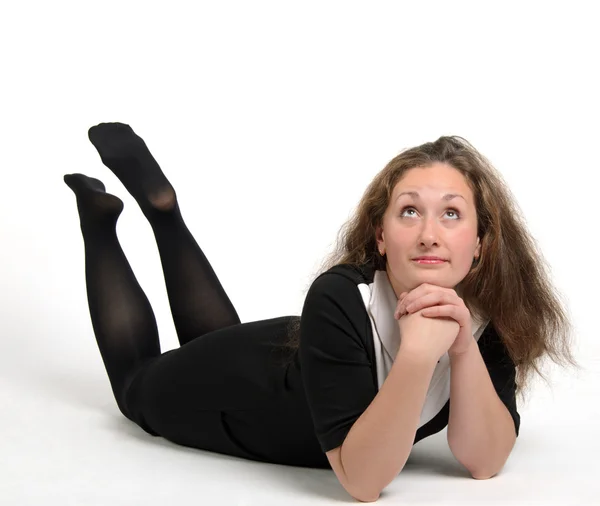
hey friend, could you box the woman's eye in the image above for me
[400,207,460,219]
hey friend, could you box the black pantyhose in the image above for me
[64,123,241,417]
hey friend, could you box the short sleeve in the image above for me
[478,323,521,437]
[299,272,378,453]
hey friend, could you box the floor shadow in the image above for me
[402,437,471,479]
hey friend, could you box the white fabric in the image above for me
[356,270,489,428]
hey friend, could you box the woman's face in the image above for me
[376,162,481,298]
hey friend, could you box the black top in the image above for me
[298,263,520,453]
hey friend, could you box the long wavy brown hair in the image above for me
[281,135,579,403]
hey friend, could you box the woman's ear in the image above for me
[375,225,385,251]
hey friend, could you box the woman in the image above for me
[64,123,577,502]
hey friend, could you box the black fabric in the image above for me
[64,172,162,419]
[299,263,521,453]
[124,315,330,468]
[86,122,243,347]
[477,323,521,436]
[298,269,379,453]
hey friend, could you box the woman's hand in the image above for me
[394,283,474,357]
[396,308,460,363]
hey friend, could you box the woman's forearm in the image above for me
[339,349,438,501]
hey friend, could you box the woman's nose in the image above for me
[418,217,439,244]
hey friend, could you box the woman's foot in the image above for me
[87,122,177,215]
[64,173,124,224]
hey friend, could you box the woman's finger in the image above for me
[420,304,464,324]
[405,291,454,314]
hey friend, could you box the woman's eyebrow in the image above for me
[395,191,466,202]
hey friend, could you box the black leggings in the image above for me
[72,195,323,466]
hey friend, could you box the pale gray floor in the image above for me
[2,340,597,505]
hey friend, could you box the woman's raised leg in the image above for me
[63,173,160,420]
[87,122,241,346]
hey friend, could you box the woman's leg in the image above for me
[87,122,240,346]
[64,173,160,420]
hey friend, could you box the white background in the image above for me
[1,1,598,504]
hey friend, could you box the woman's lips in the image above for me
[413,259,447,264]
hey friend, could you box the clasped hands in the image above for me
[393,283,474,357]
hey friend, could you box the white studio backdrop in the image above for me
[1,1,598,505]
